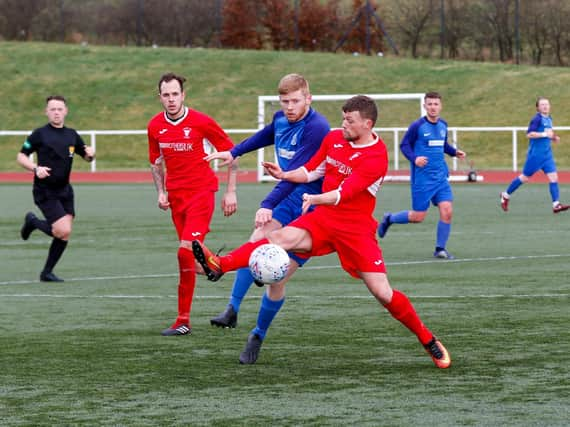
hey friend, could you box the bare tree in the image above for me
[484,0,514,62]
[389,0,434,58]
[0,0,48,40]
[544,0,570,66]
[444,0,472,59]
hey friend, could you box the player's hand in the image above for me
[545,129,554,139]
[262,161,284,179]
[221,191,237,217]
[551,134,561,143]
[254,208,273,228]
[84,146,95,161]
[35,166,51,179]
[456,149,466,159]
[415,156,428,167]
[204,151,234,166]
[158,193,170,211]
[302,193,313,214]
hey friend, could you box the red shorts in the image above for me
[289,211,386,279]
[168,189,215,242]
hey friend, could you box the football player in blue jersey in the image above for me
[500,97,569,214]
[203,73,330,328]
[377,92,465,259]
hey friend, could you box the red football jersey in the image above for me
[302,129,388,222]
[148,107,234,192]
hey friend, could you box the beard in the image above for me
[342,130,355,141]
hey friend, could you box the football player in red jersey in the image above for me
[148,72,238,336]
[193,95,451,368]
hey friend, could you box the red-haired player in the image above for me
[193,95,451,368]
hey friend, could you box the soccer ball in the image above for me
[248,243,290,285]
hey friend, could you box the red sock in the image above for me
[385,289,433,345]
[221,239,269,272]
[174,247,196,327]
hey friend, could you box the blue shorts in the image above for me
[272,196,313,267]
[522,155,556,177]
[411,180,453,212]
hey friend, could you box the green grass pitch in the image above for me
[1,182,569,425]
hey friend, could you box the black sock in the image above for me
[32,217,53,237]
[42,238,68,274]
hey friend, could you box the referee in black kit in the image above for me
[17,95,95,282]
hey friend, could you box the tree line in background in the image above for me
[1,0,569,66]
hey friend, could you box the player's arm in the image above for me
[202,118,240,217]
[400,123,424,166]
[259,121,329,210]
[443,135,465,159]
[17,133,51,178]
[148,128,169,211]
[150,161,169,211]
[221,158,238,217]
[74,133,95,162]
[300,191,338,214]
[527,115,553,139]
[204,122,275,166]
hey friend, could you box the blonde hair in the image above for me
[278,73,309,96]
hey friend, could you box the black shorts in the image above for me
[33,184,75,224]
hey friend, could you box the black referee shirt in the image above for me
[20,124,87,188]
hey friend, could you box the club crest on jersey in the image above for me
[68,146,75,157]
[183,127,192,139]
[440,129,446,138]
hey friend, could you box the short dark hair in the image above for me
[46,95,66,105]
[424,91,442,101]
[342,95,378,126]
[158,72,186,93]
[536,96,549,107]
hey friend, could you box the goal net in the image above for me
[256,93,426,182]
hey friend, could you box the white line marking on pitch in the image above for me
[0,293,567,300]
[1,253,570,286]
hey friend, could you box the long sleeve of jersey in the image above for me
[260,118,329,209]
[400,122,419,163]
[443,140,457,157]
[230,122,276,158]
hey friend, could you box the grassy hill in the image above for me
[1,41,570,171]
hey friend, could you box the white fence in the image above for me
[3,126,570,175]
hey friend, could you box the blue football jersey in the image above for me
[231,108,330,209]
[400,116,456,187]
[527,113,554,159]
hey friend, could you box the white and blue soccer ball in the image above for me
[248,243,290,285]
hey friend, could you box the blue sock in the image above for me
[251,293,285,340]
[549,182,559,203]
[506,177,523,195]
[436,220,451,250]
[390,210,410,224]
[229,268,255,312]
